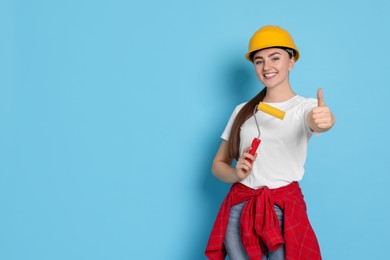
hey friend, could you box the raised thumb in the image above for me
[317,88,325,107]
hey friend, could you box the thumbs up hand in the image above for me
[308,88,336,133]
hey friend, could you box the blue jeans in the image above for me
[224,201,285,260]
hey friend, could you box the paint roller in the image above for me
[246,102,285,163]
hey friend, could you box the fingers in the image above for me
[317,88,325,107]
[243,148,257,162]
[312,106,330,118]
[235,148,258,180]
[235,157,253,180]
[236,158,253,172]
[311,106,333,129]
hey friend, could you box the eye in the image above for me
[254,60,263,65]
[272,57,280,61]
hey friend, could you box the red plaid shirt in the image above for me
[205,182,321,260]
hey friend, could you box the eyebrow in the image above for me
[253,51,281,60]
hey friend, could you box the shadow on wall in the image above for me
[186,56,258,259]
[227,64,257,103]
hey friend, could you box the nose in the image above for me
[263,59,271,71]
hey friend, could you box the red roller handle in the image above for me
[246,138,261,164]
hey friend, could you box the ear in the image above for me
[288,58,295,71]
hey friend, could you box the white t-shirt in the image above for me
[221,95,318,189]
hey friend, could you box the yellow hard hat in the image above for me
[245,25,300,62]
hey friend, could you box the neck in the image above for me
[263,83,296,103]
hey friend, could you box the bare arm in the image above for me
[211,140,257,184]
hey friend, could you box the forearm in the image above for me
[211,160,240,184]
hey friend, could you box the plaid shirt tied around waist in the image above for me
[205,182,321,260]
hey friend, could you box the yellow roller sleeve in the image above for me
[257,102,286,120]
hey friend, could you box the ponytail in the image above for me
[228,87,267,160]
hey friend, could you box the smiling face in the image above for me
[252,48,295,90]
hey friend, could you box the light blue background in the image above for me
[1,1,389,259]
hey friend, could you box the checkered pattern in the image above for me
[205,182,321,260]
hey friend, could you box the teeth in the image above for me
[264,73,276,78]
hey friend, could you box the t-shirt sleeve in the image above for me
[221,104,243,141]
[300,98,319,137]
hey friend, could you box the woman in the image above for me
[205,25,335,260]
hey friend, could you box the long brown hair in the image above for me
[228,87,267,160]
